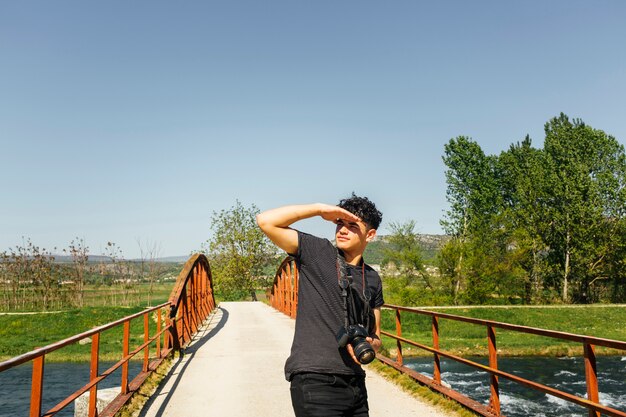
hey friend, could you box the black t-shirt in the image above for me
[284,231,384,381]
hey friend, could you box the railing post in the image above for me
[191,266,198,333]
[89,333,100,417]
[180,292,187,346]
[433,316,441,385]
[584,343,600,417]
[281,270,286,314]
[143,312,150,372]
[199,263,208,319]
[164,315,171,351]
[395,309,403,366]
[121,320,130,394]
[286,263,293,316]
[292,265,298,318]
[156,308,162,358]
[488,325,500,416]
[29,354,44,417]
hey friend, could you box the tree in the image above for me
[439,114,626,304]
[440,136,500,304]
[205,201,276,301]
[381,221,438,306]
[497,137,551,303]
[0,239,58,310]
[542,114,626,302]
[64,238,89,307]
[137,239,162,307]
[103,242,134,306]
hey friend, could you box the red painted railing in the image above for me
[268,256,626,417]
[0,254,215,417]
[268,256,298,318]
[382,305,626,417]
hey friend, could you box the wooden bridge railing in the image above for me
[268,255,626,417]
[0,253,215,417]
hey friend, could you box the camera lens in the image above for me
[352,337,375,364]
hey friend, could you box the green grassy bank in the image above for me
[379,305,626,358]
[0,306,166,362]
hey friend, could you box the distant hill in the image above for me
[152,256,189,263]
[49,255,187,264]
[364,234,449,265]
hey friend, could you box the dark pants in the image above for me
[290,372,369,417]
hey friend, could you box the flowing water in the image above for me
[405,355,626,417]
[0,361,143,417]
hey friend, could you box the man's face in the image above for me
[335,218,376,253]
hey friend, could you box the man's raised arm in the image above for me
[256,203,360,254]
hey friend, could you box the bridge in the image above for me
[139,301,442,417]
[1,254,625,417]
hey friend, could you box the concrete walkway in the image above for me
[141,302,449,417]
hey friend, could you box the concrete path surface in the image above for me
[140,302,449,417]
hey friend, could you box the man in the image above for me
[256,193,384,417]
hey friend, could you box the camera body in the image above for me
[336,324,375,364]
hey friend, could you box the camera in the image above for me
[336,324,376,364]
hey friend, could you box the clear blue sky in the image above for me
[2,1,626,258]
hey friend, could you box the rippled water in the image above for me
[405,355,626,417]
[0,361,143,417]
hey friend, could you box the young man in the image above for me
[256,194,384,417]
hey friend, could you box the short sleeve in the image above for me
[293,231,332,266]
[373,276,384,308]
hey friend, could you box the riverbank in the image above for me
[379,305,626,358]
[0,305,160,362]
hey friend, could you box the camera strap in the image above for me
[336,249,371,330]
[336,250,350,330]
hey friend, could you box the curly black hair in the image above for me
[337,193,383,230]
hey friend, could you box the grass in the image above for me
[0,305,172,362]
[379,305,626,358]
[369,360,479,417]
[116,353,178,417]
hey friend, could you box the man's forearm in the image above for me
[257,203,359,254]
[256,203,324,229]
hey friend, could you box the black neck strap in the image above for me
[336,249,370,329]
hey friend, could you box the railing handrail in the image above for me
[0,253,216,417]
[384,303,626,351]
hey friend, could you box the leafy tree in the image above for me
[497,137,550,303]
[542,114,626,302]
[439,114,626,305]
[440,136,500,304]
[205,201,276,301]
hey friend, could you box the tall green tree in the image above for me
[205,201,276,301]
[497,137,550,302]
[542,114,626,302]
[440,136,500,304]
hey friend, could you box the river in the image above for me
[0,357,624,416]
[0,361,143,417]
[405,355,626,417]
